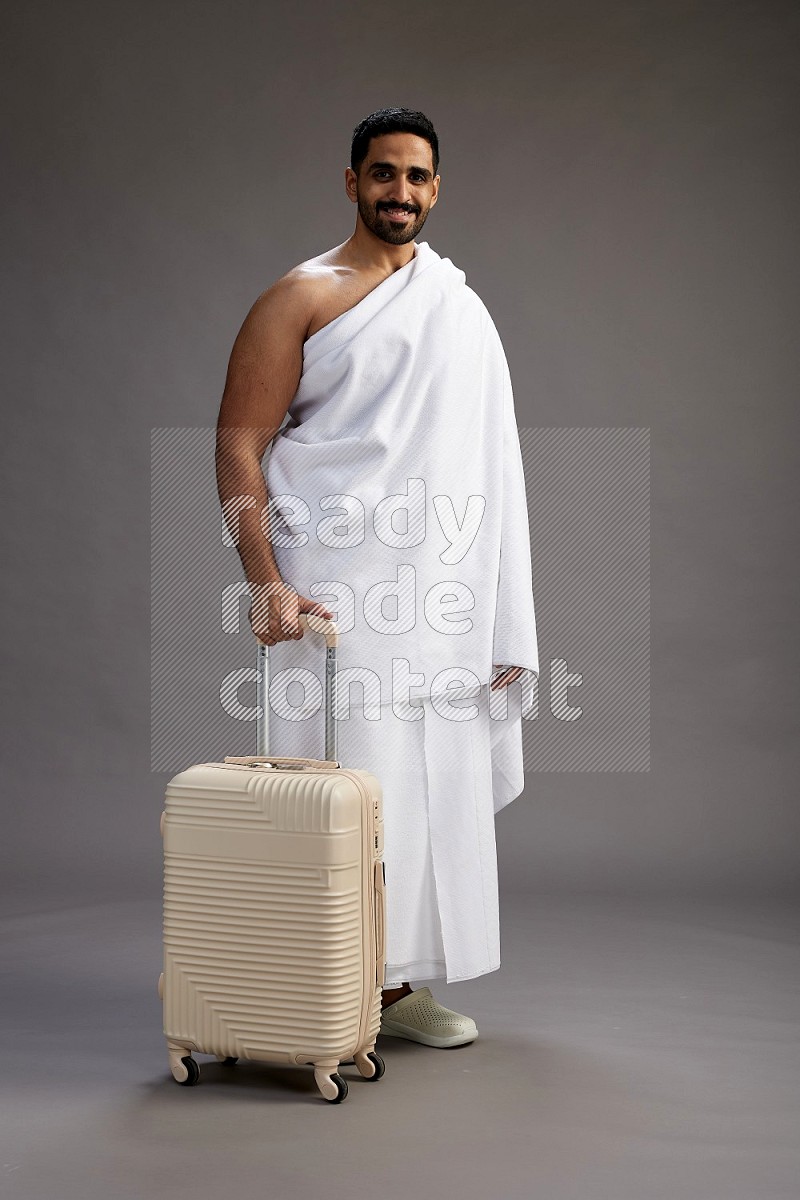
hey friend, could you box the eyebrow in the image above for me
[368,161,433,179]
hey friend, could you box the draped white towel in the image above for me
[258,241,540,983]
[263,240,540,712]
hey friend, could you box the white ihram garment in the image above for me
[266,681,528,985]
[261,241,539,984]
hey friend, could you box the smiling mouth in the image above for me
[380,206,417,221]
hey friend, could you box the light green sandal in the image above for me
[379,986,479,1047]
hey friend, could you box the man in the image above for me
[216,108,539,1048]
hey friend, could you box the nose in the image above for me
[387,180,412,206]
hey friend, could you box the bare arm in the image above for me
[215,275,333,642]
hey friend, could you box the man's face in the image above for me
[347,132,440,246]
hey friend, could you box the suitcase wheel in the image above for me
[171,1055,200,1086]
[362,1051,385,1081]
[314,1068,348,1103]
[216,1056,238,1066]
[327,1074,348,1104]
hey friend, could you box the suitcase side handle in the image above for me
[254,612,339,763]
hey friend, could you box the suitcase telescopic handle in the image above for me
[253,612,339,765]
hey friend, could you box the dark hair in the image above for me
[351,108,439,176]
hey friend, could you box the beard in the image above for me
[357,194,430,245]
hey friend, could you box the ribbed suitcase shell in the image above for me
[159,618,387,1103]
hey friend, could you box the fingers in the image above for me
[306,601,335,620]
[294,604,334,638]
[252,597,335,646]
[490,665,524,690]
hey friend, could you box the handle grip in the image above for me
[255,612,339,648]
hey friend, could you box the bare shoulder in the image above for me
[281,246,356,305]
[285,244,378,339]
[239,248,350,344]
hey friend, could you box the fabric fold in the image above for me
[264,240,539,711]
[259,240,538,983]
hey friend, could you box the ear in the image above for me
[429,174,441,208]
[345,167,358,204]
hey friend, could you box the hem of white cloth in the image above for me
[383,958,446,985]
[492,762,525,815]
[384,958,501,986]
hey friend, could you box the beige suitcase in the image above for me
[159,614,387,1103]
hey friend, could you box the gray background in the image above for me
[1,3,798,1197]
[3,0,796,907]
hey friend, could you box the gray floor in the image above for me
[2,893,798,1200]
